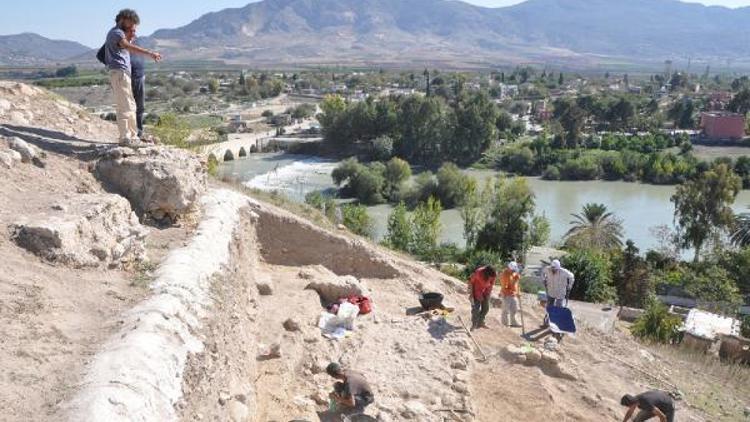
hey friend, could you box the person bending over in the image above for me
[621,390,675,422]
[326,362,374,413]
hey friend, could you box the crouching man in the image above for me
[326,362,375,414]
[621,390,675,422]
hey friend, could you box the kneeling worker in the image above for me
[326,362,374,413]
[620,390,675,422]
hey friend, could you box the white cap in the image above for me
[508,261,519,272]
[551,259,561,270]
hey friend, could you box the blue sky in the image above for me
[1,0,749,47]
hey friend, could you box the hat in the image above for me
[551,259,561,270]
[508,261,519,272]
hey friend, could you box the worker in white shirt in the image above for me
[541,259,574,327]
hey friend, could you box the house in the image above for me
[700,111,746,140]
[681,308,741,354]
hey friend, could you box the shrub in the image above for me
[559,156,601,180]
[262,110,274,118]
[631,300,683,344]
[371,135,394,161]
[561,249,617,303]
[341,204,374,238]
[542,165,561,180]
[462,249,503,279]
[152,113,191,148]
[500,146,536,175]
[383,157,411,200]
[206,154,219,177]
[383,202,412,252]
[528,214,551,247]
[436,162,475,208]
[742,315,750,339]
[304,191,326,210]
[411,197,443,259]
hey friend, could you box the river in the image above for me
[219,153,750,251]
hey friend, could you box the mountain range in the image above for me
[142,0,750,68]
[3,0,750,69]
[0,33,91,66]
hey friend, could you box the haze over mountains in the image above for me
[4,0,750,68]
[0,33,90,66]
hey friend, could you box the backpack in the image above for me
[347,295,372,315]
[96,45,106,65]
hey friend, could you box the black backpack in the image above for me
[96,45,106,65]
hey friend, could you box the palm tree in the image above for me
[731,210,750,247]
[564,203,624,250]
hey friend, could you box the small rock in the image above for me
[525,349,543,365]
[452,382,469,395]
[256,273,274,295]
[8,137,37,163]
[401,401,429,419]
[218,391,231,406]
[639,349,655,362]
[227,400,249,422]
[0,151,13,169]
[450,360,468,370]
[283,318,301,332]
[543,337,559,351]
[337,224,346,230]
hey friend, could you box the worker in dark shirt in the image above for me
[621,390,675,422]
[125,26,146,139]
[326,362,374,413]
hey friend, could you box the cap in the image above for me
[551,259,561,270]
[508,261,519,272]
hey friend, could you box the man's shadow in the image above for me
[523,326,552,342]
[0,123,112,159]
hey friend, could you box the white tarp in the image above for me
[683,309,740,340]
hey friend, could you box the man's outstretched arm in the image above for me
[652,407,668,422]
[118,38,161,61]
[622,404,636,422]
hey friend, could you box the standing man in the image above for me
[105,9,161,146]
[326,363,375,414]
[468,265,497,330]
[125,26,146,140]
[500,261,522,327]
[620,390,675,422]
[542,259,575,327]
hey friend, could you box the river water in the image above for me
[219,153,750,251]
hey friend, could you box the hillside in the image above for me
[0,33,91,66]
[141,0,750,68]
[1,83,748,421]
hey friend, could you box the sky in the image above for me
[1,0,749,48]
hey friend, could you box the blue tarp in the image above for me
[547,305,576,334]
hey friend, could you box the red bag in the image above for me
[347,295,372,315]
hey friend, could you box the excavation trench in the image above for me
[176,201,478,421]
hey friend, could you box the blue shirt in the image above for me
[105,27,130,73]
[130,39,145,79]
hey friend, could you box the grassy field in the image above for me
[671,144,750,161]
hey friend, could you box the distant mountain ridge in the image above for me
[140,0,750,68]
[0,33,91,66]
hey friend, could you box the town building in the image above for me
[700,111,746,140]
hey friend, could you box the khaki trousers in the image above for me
[109,69,138,142]
[501,295,520,326]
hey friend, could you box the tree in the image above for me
[527,214,551,247]
[383,202,412,252]
[562,249,617,303]
[341,204,374,238]
[475,177,536,260]
[631,299,682,344]
[672,163,742,262]
[563,203,624,251]
[728,88,750,116]
[55,65,78,78]
[731,211,750,247]
[558,72,564,86]
[411,197,443,259]
[613,240,652,308]
[383,157,411,201]
[371,135,394,161]
[436,163,475,208]
[553,98,587,148]
[450,92,498,165]
[668,98,695,129]
[208,78,219,94]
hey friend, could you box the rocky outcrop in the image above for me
[300,265,371,303]
[95,146,207,222]
[10,194,148,268]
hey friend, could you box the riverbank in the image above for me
[219,152,750,251]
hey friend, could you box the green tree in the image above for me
[411,197,443,259]
[152,113,191,148]
[341,204,374,238]
[450,92,498,165]
[436,163,475,208]
[562,249,617,303]
[731,211,750,247]
[208,78,219,94]
[475,177,535,260]
[383,157,412,201]
[631,299,683,344]
[563,203,624,251]
[613,240,653,308]
[371,135,394,161]
[527,214,551,247]
[553,99,587,148]
[672,164,742,262]
[728,88,750,115]
[383,202,412,252]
